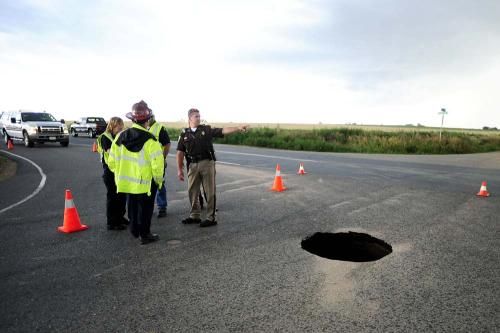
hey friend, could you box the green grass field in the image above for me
[70,120,500,154]
[161,122,500,154]
[162,121,500,135]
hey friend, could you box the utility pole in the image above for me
[438,108,448,142]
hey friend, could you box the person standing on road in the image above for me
[148,114,171,218]
[97,117,128,230]
[108,100,164,245]
[176,108,249,227]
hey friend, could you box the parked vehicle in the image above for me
[69,117,107,138]
[1,110,69,147]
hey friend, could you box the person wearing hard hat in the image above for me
[148,114,171,218]
[97,117,128,230]
[107,100,164,245]
[176,108,249,227]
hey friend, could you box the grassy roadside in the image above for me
[69,120,500,154]
[164,126,500,154]
[0,155,17,182]
[163,121,500,136]
[215,128,500,154]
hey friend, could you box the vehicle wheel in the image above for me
[23,131,34,147]
[60,141,69,147]
[88,129,95,138]
[71,128,78,137]
[3,130,8,144]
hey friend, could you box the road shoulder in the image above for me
[0,154,17,182]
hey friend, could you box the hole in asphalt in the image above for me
[301,232,392,262]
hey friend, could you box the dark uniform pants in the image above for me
[127,182,158,237]
[187,159,216,221]
[102,168,127,226]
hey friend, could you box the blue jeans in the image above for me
[156,180,167,209]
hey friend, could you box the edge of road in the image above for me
[0,154,17,181]
[0,150,47,215]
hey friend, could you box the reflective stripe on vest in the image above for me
[118,175,151,186]
[114,149,147,167]
[149,150,163,160]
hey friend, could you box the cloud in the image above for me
[0,0,499,128]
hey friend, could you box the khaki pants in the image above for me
[187,159,216,221]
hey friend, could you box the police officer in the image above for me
[97,116,128,230]
[148,114,171,218]
[176,108,249,227]
[108,100,164,244]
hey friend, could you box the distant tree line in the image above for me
[483,126,498,131]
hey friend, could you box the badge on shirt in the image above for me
[201,131,205,136]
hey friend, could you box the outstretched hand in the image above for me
[178,170,184,181]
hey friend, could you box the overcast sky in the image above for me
[1,0,499,128]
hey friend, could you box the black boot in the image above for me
[140,233,159,245]
[157,208,167,218]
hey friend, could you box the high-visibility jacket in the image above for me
[107,123,164,195]
[97,131,113,166]
[148,121,164,141]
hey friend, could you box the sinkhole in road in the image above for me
[301,231,392,262]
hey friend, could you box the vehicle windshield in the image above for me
[87,117,106,124]
[22,112,57,122]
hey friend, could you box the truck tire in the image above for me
[88,128,95,138]
[23,131,34,147]
[60,141,69,147]
[71,128,78,137]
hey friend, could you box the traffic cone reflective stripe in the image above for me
[92,142,98,152]
[65,197,75,209]
[476,181,490,197]
[271,164,286,192]
[7,139,13,150]
[297,163,307,175]
[58,189,88,233]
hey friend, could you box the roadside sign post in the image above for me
[438,108,448,142]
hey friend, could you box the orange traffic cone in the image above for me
[297,162,307,175]
[92,141,98,152]
[7,139,14,150]
[271,164,286,192]
[476,181,490,197]
[58,189,88,233]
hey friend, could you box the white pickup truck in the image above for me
[1,110,69,147]
[69,117,107,138]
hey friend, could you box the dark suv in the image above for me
[69,117,107,138]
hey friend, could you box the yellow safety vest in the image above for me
[97,131,113,166]
[148,121,164,141]
[107,124,164,195]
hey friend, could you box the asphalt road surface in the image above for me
[1,136,499,332]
